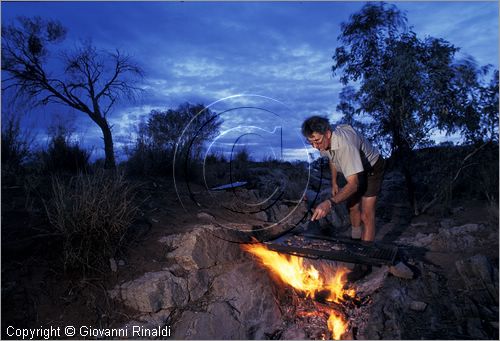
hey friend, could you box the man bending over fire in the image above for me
[302,116,386,281]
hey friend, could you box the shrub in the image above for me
[1,114,34,185]
[125,142,173,177]
[1,114,32,167]
[233,146,251,163]
[147,103,222,158]
[414,142,499,213]
[228,147,251,182]
[202,150,229,187]
[42,134,90,174]
[44,171,139,275]
[205,149,227,164]
[124,103,223,178]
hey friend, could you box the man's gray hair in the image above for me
[301,116,331,137]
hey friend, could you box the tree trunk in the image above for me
[392,128,418,215]
[96,117,116,170]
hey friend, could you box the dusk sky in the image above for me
[1,1,498,162]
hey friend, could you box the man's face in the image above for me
[307,131,331,151]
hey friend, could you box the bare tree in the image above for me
[2,16,143,169]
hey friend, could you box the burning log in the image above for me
[242,242,361,339]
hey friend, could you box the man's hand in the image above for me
[311,200,332,221]
[332,183,339,196]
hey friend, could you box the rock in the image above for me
[410,221,428,228]
[173,304,245,339]
[157,235,171,244]
[186,268,213,302]
[252,210,268,221]
[249,167,303,200]
[266,204,289,222]
[282,326,307,340]
[209,262,283,338]
[455,254,498,304]
[196,212,215,220]
[439,218,454,228]
[163,226,244,271]
[172,262,282,339]
[109,271,188,313]
[398,223,486,252]
[396,232,434,248]
[121,310,172,339]
[113,227,284,337]
[466,317,488,339]
[389,262,413,279]
[382,318,402,339]
[304,189,319,204]
[355,266,389,297]
[455,254,491,288]
[330,201,350,229]
[247,189,260,201]
[442,223,481,235]
[109,258,118,272]
[356,303,385,340]
[409,300,427,311]
[319,187,332,199]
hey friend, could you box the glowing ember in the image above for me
[242,243,355,340]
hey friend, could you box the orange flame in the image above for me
[242,243,322,297]
[325,268,356,303]
[242,243,354,339]
[328,312,348,340]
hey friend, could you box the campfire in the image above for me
[242,243,358,340]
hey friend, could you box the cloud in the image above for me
[2,1,497,162]
[397,2,498,66]
[171,58,224,78]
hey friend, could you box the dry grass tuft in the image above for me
[44,170,139,275]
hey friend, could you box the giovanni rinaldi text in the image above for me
[6,325,172,339]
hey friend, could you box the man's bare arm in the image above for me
[311,173,359,221]
[331,173,359,204]
[311,174,359,221]
[329,161,339,195]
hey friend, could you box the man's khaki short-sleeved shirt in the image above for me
[320,124,380,178]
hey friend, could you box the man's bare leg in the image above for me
[345,195,378,282]
[361,196,378,241]
[348,201,362,239]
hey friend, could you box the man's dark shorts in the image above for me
[364,156,386,197]
[346,156,386,207]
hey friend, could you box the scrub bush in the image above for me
[44,170,139,275]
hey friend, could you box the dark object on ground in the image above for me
[264,233,398,266]
[211,181,248,191]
